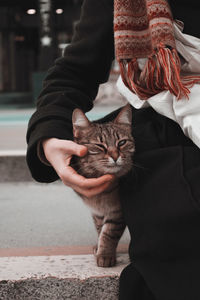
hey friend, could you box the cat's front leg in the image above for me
[92,214,104,235]
[92,214,103,258]
[95,219,126,267]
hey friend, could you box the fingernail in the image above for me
[80,147,87,156]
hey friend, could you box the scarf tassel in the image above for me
[119,44,200,100]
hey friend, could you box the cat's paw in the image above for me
[96,254,116,267]
[93,245,116,267]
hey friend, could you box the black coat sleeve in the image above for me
[26,0,114,183]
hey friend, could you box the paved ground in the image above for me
[0,108,31,151]
[0,253,129,299]
[0,181,130,249]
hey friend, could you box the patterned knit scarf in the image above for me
[114,0,200,100]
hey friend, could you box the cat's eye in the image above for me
[118,140,127,147]
[96,144,107,152]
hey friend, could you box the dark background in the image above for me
[0,0,83,102]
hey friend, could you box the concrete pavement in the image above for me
[0,253,129,299]
[0,181,130,249]
[0,162,130,299]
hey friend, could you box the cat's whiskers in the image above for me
[107,156,117,166]
[116,156,123,166]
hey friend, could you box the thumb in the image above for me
[77,144,88,157]
[61,140,88,157]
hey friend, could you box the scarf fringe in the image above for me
[119,45,200,100]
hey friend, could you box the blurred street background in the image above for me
[0,0,129,251]
[0,0,127,151]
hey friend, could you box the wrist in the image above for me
[37,139,51,166]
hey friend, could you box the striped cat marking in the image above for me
[72,104,134,267]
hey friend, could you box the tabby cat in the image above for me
[71,104,135,267]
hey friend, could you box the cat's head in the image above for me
[72,104,135,178]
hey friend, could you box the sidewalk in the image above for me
[0,253,129,299]
[0,181,129,299]
[0,181,130,249]
[0,108,32,152]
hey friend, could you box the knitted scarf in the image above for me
[114,0,200,100]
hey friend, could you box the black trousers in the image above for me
[101,106,200,300]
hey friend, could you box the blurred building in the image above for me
[0,0,83,104]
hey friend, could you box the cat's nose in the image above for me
[111,155,118,162]
[108,148,119,162]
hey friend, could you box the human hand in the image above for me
[42,138,114,197]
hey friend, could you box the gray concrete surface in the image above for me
[0,254,129,300]
[0,108,32,151]
[0,181,130,248]
[0,154,32,182]
[0,124,28,151]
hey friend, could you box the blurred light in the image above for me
[56,8,63,14]
[41,36,52,47]
[58,43,70,50]
[59,43,70,56]
[27,9,36,15]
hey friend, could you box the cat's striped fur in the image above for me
[71,105,135,267]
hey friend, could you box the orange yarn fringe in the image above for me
[119,44,200,100]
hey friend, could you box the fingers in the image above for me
[60,140,87,157]
[59,165,113,189]
[72,181,112,198]
[43,138,88,159]
[42,137,115,197]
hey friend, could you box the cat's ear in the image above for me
[114,104,132,125]
[72,109,91,137]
